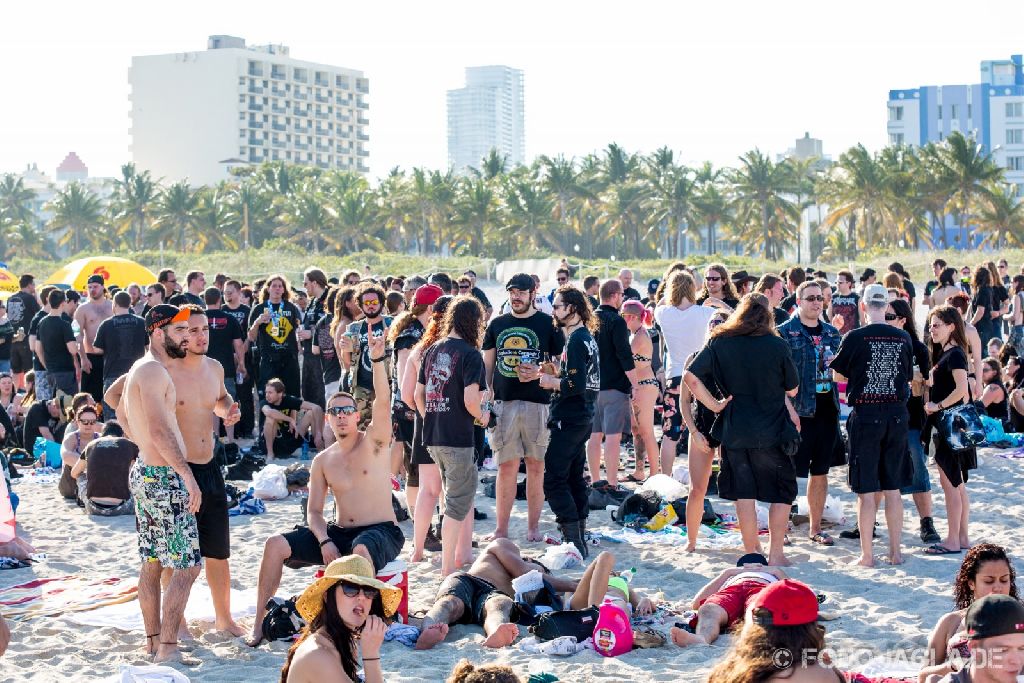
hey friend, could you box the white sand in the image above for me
[2,447,1016,682]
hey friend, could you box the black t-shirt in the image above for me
[301,291,329,355]
[38,315,76,372]
[470,287,492,310]
[993,284,1010,313]
[972,287,995,338]
[594,305,636,393]
[6,291,40,336]
[418,337,485,447]
[780,293,798,314]
[549,327,600,424]
[29,309,47,371]
[248,300,302,358]
[260,394,303,439]
[23,400,56,450]
[81,436,138,500]
[313,314,341,386]
[0,323,13,361]
[223,304,251,331]
[391,318,424,406]
[93,313,148,382]
[182,292,205,308]
[483,312,565,404]
[902,278,917,301]
[696,293,740,309]
[205,309,242,376]
[830,292,860,333]
[347,318,392,390]
[830,323,913,405]
[773,307,791,327]
[909,339,930,430]
[689,334,798,449]
[931,346,969,407]
[924,279,939,297]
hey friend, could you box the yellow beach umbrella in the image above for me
[45,256,158,291]
[0,268,19,293]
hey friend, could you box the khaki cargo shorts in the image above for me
[488,400,550,464]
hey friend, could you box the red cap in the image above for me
[750,579,818,626]
[414,284,444,307]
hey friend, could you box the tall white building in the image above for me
[130,35,369,186]
[447,66,524,173]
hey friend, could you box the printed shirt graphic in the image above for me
[419,337,485,447]
[495,326,540,379]
[249,301,300,356]
[804,327,835,394]
[830,324,912,405]
[483,312,563,404]
[830,292,859,332]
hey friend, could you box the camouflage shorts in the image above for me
[129,462,201,569]
[352,386,375,430]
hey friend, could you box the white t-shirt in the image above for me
[723,571,779,589]
[654,303,715,379]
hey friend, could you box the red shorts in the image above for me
[699,580,770,627]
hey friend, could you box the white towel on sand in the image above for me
[67,585,256,632]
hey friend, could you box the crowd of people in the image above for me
[3,255,1024,683]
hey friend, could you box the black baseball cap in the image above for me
[505,273,535,291]
[145,304,189,334]
[736,552,768,567]
[966,594,1024,640]
[87,274,105,286]
[647,278,660,295]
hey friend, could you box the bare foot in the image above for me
[525,529,543,543]
[244,629,265,648]
[153,644,200,666]
[178,624,193,641]
[883,553,904,566]
[670,627,707,648]
[409,551,425,563]
[214,618,246,637]
[853,555,875,568]
[140,635,158,656]
[415,623,449,650]
[684,544,697,553]
[768,555,793,567]
[483,530,508,542]
[482,622,519,648]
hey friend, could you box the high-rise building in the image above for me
[130,35,369,186]
[887,54,1024,196]
[447,66,525,173]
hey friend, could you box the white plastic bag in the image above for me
[671,462,690,486]
[640,473,687,501]
[540,542,583,570]
[105,664,191,683]
[252,464,289,500]
[755,503,769,530]
[795,495,846,525]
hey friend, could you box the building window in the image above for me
[888,106,904,122]
[950,104,959,120]
[1008,129,1024,145]
[1007,102,1024,118]
[968,104,972,118]
[1007,156,1024,171]
[937,105,942,120]
[889,133,905,145]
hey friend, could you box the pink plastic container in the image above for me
[592,599,633,657]
[0,474,15,543]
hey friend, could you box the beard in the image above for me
[163,335,187,359]
[510,299,530,314]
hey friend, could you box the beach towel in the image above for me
[0,557,31,570]
[227,487,265,516]
[101,664,191,683]
[383,622,420,647]
[67,585,257,631]
[0,575,138,620]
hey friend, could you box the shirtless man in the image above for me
[116,304,202,664]
[415,538,578,650]
[75,275,113,403]
[246,333,404,647]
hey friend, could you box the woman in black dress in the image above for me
[970,265,996,352]
[924,305,975,555]
[980,357,1009,425]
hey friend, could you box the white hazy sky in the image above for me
[1,0,1022,182]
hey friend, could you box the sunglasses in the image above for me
[79,419,97,426]
[557,278,568,283]
[884,313,898,321]
[802,295,825,302]
[327,405,358,416]
[704,276,722,282]
[458,284,470,289]
[340,581,379,600]
[361,298,380,307]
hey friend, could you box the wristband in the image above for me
[371,356,387,363]
[319,539,334,548]
[363,657,380,661]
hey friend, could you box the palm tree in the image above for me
[731,150,795,259]
[409,167,434,255]
[0,174,37,227]
[376,168,413,251]
[817,145,888,256]
[153,180,198,252]
[225,179,275,249]
[539,154,580,254]
[472,149,509,181]
[46,182,105,253]
[453,178,497,255]
[276,177,336,255]
[644,151,696,257]
[975,184,1024,247]
[937,131,1003,247]
[692,178,731,256]
[110,163,159,250]
[192,186,240,251]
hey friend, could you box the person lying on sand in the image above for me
[671,553,790,648]
[0,536,35,561]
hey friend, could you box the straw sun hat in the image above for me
[296,555,402,623]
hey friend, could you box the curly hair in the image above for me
[707,620,829,683]
[259,274,291,303]
[442,295,484,349]
[554,285,599,334]
[416,296,454,355]
[953,543,1019,610]
[388,305,429,344]
[354,281,387,314]
[446,659,522,683]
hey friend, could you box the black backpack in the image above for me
[588,480,629,511]
[261,596,306,642]
[668,496,718,526]
[530,606,600,641]
[613,490,663,524]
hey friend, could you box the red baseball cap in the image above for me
[413,284,444,307]
[750,579,818,627]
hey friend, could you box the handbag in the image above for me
[530,606,600,641]
[937,402,986,451]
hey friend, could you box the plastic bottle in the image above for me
[622,567,637,584]
[301,438,310,460]
[592,598,633,657]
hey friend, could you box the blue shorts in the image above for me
[899,429,931,495]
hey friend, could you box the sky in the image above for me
[1,0,1022,183]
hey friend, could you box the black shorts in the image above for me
[411,414,433,468]
[10,341,32,374]
[847,405,912,494]
[283,521,404,572]
[718,445,797,505]
[793,410,841,478]
[932,432,977,488]
[436,572,512,626]
[274,433,303,457]
[190,460,230,559]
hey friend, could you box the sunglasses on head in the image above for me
[339,581,379,600]
[327,405,358,416]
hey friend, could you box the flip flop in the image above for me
[809,532,835,546]
[623,474,645,484]
[924,544,962,555]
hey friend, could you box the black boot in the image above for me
[577,518,590,559]
[559,522,587,559]
[920,516,941,544]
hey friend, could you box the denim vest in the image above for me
[778,317,842,417]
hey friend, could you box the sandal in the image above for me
[809,532,834,546]
[623,474,645,484]
[925,544,962,555]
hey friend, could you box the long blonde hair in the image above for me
[666,271,696,307]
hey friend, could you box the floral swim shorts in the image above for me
[129,462,201,569]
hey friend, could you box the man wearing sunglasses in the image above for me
[778,281,843,548]
[247,333,403,647]
[463,270,492,318]
[340,281,392,429]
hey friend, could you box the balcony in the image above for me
[249,84,264,94]
[294,108,309,118]
[357,116,369,126]
[248,120,264,129]
[272,139,287,149]
[336,129,350,139]
[316,127,331,136]
[335,96,351,106]
[356,80,369,94]
[249,102,264,112]
[251,153,265,162]
[315,111,329,120]
[272,122,287,132]
[337,113,351,122]
[271,68,286,80]
[315,94,329,103]
[271,103,287,114]
[316,142,332,152]
[294,71,308,83]
[294,91,308,101]
[271,85,288,97]
[357,149,369,157]
[356,100,369,110]
[315,76,330,87]
[357,132,369,141]
[336,77,350,89]
[248,64,264,78]
[357,164,369,173]
[295,142,309,150]
[248,137,262,146]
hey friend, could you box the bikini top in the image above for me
[632,353,651,363]
[607,575,630,600]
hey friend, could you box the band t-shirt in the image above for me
[6,290,40,335]
[301,291,328,355]
[346,318,392,390]
[830,292,860,332]
[223,304,251,331]
[205,309,242,376]
[829,323,913,405]
[260,394,303,440]
[391,318,424,407]
[418,337,485,448]
[312,314,341,386]
[482,312,565,404]
[248,300,302,358]
[92,313,148,382]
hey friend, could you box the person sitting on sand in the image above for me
[261,378,324,461]
[446,659,522,683]
[706,579,842,683]
[57,405,100,500]
[247,333,404,647]
[69,421,137,516]
[671,553,789,648]
[279,555,396,683]
[929,594,1024,683]
[919,544,1019,682]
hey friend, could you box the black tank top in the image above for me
[985,380,1009,422]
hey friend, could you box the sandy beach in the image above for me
[1,444,1015,682]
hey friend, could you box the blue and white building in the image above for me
[447,66,525,174]
[887,54,1024,246]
